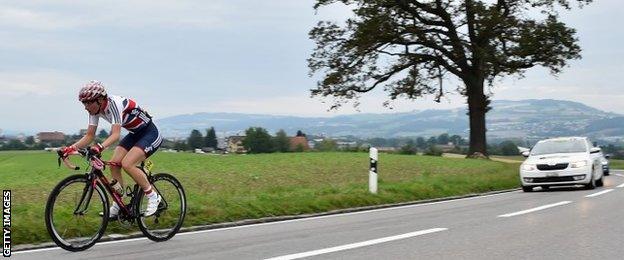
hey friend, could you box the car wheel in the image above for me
[596,176,604,187]
[586,170,596,190]
[604,169,610,176]
[522,186,533,192]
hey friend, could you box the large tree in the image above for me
[187,129,204,149]
[204,127,218,149]
[309,0,590,157]
[243,127,274,154]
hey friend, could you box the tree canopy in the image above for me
[309,0,591,157]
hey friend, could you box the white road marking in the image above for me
[498,201,572,218]
[15,191,517,254]
[614,173,624,178]
[617,183,624,188]
[264,228,448,260]
[585,189,614,198]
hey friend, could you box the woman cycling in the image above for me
[60,80,163,217]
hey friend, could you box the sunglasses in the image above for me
[81,99,97,105]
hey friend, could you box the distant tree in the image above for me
[5,140,27,150]
[450,135,464,146]
[399,139,417,155]
[424,144,443,156]
[426,137,437,146]
[243,127,274,153]
[273,129,291,152]
[294,143,306,152]
[415,137,426,149]
[499,141,520,156]
[317,139,337,152]
[98,129,108,139]
[204,127,218,149]
[437,133,450,145]
[296,130,307,137]
[187,129,204,149]
[25,136,35,145]
[174,141,188,151]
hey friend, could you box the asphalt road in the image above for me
[13,170,624,260]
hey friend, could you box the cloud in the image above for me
[0,1,229,31]
[0,70,82,98]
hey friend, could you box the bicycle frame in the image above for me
[60,150,153,220]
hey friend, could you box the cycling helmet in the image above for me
[78,80,107,102]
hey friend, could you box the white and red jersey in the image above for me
[88,95,152,132]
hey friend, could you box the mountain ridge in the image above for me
[155,99,623,142]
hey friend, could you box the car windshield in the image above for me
[530,139,587,155]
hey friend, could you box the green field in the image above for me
[609,159,624,170]
[0,151,521,245]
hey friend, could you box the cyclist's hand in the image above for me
[89,143,104,156]
[59,145,77,157]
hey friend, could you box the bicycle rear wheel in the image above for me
[137,173,187,242]
[45,174,109,251]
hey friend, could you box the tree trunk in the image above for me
[465,76,489,159]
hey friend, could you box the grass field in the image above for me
[0,150,521,245]
[609,159,624,170]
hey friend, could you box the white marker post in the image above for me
[369,147,378,194]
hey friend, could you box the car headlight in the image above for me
[521,164,536,171]
[570,160,588,168]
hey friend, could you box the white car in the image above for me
[520,137,604,192]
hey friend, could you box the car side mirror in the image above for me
[590,147,601,154]
[605,154,611,159]
[521,151,530,157]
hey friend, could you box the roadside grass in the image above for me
[0,151,520,245]
[490,155,526,162]
[609,159,624,170]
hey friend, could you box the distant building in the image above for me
[289,136,310,151]
[376,147,397,152]
[336,141,357,149]
[226,136,247,154]
[36,132,65,143]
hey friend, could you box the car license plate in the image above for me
[546,172,559,177]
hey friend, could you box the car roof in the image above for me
[537,137,588,143]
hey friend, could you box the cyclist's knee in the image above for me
[121,159,136,171]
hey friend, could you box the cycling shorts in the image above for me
[118,122,162,157]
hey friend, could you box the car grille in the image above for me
[532,176,576,183]
[536,163,569,171]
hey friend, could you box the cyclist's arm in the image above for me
[72,125,97,149]
[100,123,121,149]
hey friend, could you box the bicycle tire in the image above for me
[45,174,109,251]
[137,173,187,242]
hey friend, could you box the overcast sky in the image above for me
[1,0,622,134]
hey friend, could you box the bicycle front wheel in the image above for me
[45,174,109,251]
[137,173,187,242]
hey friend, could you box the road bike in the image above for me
[45,148,187,251]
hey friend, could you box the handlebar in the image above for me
[57,148,97,171]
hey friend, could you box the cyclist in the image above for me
[60,80,162,217]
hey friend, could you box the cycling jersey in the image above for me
[88,95,152,133]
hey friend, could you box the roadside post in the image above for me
[369,147,378,194]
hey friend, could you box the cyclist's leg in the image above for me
[115,132,139,187]
[121,147,151,190]
[109,146,129,186]
[121,123,162,192]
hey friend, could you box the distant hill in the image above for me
[155,99,624,141]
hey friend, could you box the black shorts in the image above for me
[118,122,162,157]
